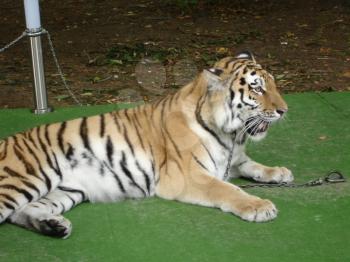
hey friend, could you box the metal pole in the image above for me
[24,0,52,114]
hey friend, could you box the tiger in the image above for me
[0,51,293,238]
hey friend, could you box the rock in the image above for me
[118,88,143,102]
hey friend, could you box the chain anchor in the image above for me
[324,170,346,183]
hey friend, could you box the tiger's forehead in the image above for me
[215,57,262,73]
[214,57,271,81]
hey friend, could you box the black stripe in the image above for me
[174,158,184,173]
[27,130,39,149]
[37,127,62,179]
[60,202,66,213]
[164,127,182,159]
[0,184,33,202]
[111,112,121,131]
[187,83,197,96]
[57,122,67,154]
[66,194,76,207]
[153,96,166,109]
[124,109,131,123]
[22,139,52,191]
[3,166,27,180]
[201,143,217,169]
[135,161,151,195]
[80,117,92,152]
[99,164,105,176]
[224,58,235,69]
[133,111,142,128]
[22,180,40,195]
[0,139,9,160]
[123,126,135,156]
[237,160,248,167]
[238,88,255,107]
[120,152,146,196]
[51,152,63,179]
[38,200,47,206]
[13,146,43,181]
[44,124,52,146]
[167,93,175,111]
[106,136,114,167]
[230,89,235,101]
[100,114,105,137]
[0,193,19,205]
[243,66,248,74]
[102,161,126,193]
[3,201,15,210]
[65,143,74,161]
[174,89,182,102]
[58,186,86,201]
[160,153,167,171]
[195,97,229,150]
[132,118,145,151]
[232,63,245,73]
[160,97,168,123]
[12,135,23,150]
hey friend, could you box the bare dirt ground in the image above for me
[0,0,349,109]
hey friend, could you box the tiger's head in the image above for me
[200,52,288,142]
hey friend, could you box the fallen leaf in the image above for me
[81,92,93,97]
[55,95,70,101]
[320,47,331,54]
[342,70,350,78]
[216,47,228,54]
[275,74,285,80]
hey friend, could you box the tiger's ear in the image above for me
[236,51,256,63]
[203,68,225,91]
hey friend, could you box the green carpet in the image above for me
[0,93,349,262]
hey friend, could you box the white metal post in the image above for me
[23,0,52,114]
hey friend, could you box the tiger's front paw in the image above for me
[235,197,278,222]
[266,166,294,183]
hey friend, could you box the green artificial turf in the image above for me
[0,93,349,262]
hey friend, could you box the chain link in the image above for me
[0,31,27,53]
[44,29,82,106]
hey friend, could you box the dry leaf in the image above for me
[342,70,350,78]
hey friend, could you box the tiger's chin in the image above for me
[248,131,268,141]
[246,120,269,141]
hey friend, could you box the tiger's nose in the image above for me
[276,108,288,116]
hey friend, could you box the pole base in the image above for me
[32,107,53,115]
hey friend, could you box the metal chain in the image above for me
[0,31,27,53]
[223,138,235,181]
[239,170,346,189]
[43,29,82,106]
[1,29,82,106]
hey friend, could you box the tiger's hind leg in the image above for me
[8,186,86,239]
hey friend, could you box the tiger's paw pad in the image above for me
[267,166,293,183]
[239,198,278,222]
[38,216,72,239]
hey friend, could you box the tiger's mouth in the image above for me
[245,119,270,136]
